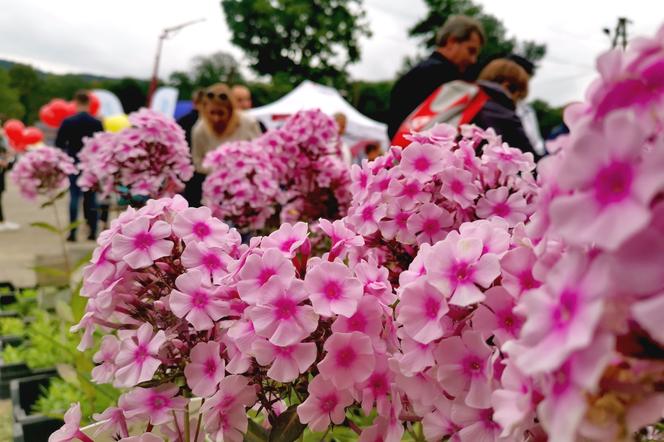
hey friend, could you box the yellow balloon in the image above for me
[103,114,130,133]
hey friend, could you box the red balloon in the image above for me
[39,105,59,128]
[50,99,70,121]
[22,127,43,145]
[3,119,25,147]
[89,93,100,116]
[11,141,28,153]
[65,101,77,116]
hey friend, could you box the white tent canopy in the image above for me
[249,80,389,148]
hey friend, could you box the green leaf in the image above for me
[246,418,269,442]
[55,299,74,322]
[268,405,307,442]
[40,188,69,208]
[32,265,68,277]
[63,220,83,234]
[70,279,87,323]
[30,221,61,234]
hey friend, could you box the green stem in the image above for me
[51,202,72,278]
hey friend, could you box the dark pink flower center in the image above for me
[451,261,473,283]
[402,182,420,198]
[133,232,155,250]
[335,346,357,368]
[368,373,389,395]
[552,289,578,328]
[280,237,298,252]
[422,218,440,236]
[347,312,367,332]
[203,253,222,270]
[323,281,342,300]
[493,202,511,217]
[361,205,376,222]
[450,179,464,194]
[204,358,217,376]
[319,394,338,413]
[413,156,431,172]
[424,296,440,319]
[150,395,168,410]
[275,346,295,357]
[463,355,484,376]
[518,270,540,290]
[594,161,633,205]
[192,221,211,239]
[359,173,369,189]
[395,211,410,228]
[258,267,277,285]
[133,344,149,364]
[191,290,210,309]
[273,297,297,320]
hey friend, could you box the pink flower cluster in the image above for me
[57,23,664,442]
[77,108,194,200]
[202,140,280,231]
[344,122,536,284]
[10,145,77,199]
[202,109,350,232]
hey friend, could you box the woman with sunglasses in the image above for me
[189,83,262,205]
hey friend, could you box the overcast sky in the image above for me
[0,0,661,106]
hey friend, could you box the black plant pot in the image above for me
[12,414,63,442]
[0,293,18,307]
[10,373,57,422]
[0,362,31,399]
[0,335,24,350]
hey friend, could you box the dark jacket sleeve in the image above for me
[472,104,535,157]
[54,120,70,150]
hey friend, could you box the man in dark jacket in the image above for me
[55,90,103,241]
[388,15,485,139]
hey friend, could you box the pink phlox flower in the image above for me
[111,216,173,269]
[536,334,615,442]
[386,177,430,210]
[350,163,371,198]
[92,406,130,439]
[359,389,404,442]
[407,122,458,145]
[120,383,187,426]
[332,296,386,351]
[114,323,166,387]
[304,260,364,317]
[70,311,97,351]
[422,399,462,442]
[435,331,495,408]
[399,243,431,288]
[181,242,232,284]
[236,248,295,304]
[83,244,116,285]
[246,277,318,346]
[221,333,253,374]
[201,375,257,442]
[399,142,447,182]
[92,335,120,384]
[172,206,232,247]
[424,231,501,306]
[318,331,376,389]
[482,140,536,176]
[440,167,480,209]
[354,354,394,416]
[512,251,608,375]
[319,218,365,260]
[354,259,396,305]
[450,400,502,442]
[550,111,664,251]
[379,201,416,244]
[500,246,542,296]
[475,187,529,226]
[158,411,204,442]
[297,375,354,432]
[251,339,317,382]
[261,222,308,257]
[184,341,225,397]
[48,403,83,442]
[407,202,453,245]
[393,366,444,410]
[397,279,449,344]
[393,334,438,376]
[458,219,510,256]
[491,361,537,439]
[348,195,388,236]
[170,269,228,331]
[472,286,524,348]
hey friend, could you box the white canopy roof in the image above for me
[249,80,389,148]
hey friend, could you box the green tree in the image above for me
[169,51,244,99]
[409,0,546,68]
[0,70,25,120]
[530,99,564,138]
[8,63,40,123]
[220,0,371,87]
[350,80,393,124]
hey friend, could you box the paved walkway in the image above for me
[0,179,97,288]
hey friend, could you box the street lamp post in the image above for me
[147,18,205,105]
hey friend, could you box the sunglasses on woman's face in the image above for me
[206,92,230,101]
